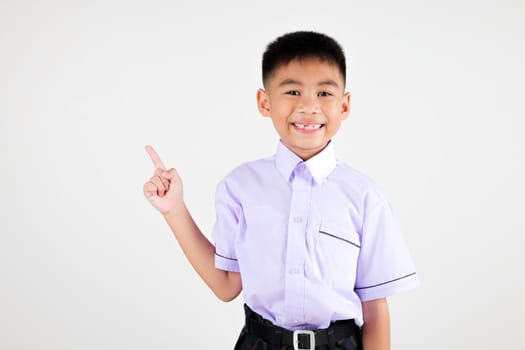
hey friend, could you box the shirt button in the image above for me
[289,267,300,274]
[293,217,303,223]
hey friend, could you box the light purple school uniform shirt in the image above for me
[213,141,419,330]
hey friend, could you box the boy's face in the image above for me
[257,58,350,160]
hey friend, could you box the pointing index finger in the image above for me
[145,145,166,170]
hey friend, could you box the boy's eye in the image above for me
[318,91,332,97]
[286,90,300,96]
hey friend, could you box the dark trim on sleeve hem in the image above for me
[215,252,238,261]
[355,272,416,290]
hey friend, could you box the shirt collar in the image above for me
[274,140,337,185]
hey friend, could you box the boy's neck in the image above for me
[281,140,331,161]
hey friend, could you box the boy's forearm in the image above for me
[163,206,241,301]
[361,298,390,350]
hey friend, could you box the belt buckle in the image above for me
[293,330,315,350]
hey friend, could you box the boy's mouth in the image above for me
[292,123,324,130]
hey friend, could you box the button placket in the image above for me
[284,163,312,326]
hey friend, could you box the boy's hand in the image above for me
[143,145,184,215]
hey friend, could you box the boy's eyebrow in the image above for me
[278,79,303,87]
[318,79,340,88]
[278,79,340,88]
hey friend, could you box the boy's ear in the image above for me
[256,89,271,117]
[341,91,351,120]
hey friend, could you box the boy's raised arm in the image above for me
[143,145,242,302]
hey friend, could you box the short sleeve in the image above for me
[355,193,419,301]
[211,180,241,272]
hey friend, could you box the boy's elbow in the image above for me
[214,271,242,302]
[215,286,241,302]
[216,291,239,302]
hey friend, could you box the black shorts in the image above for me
[234,305,362,350]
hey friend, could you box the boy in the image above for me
[144,31,419,350]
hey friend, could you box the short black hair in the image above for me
[262,31,346,87]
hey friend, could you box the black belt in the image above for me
[245,305,360,350]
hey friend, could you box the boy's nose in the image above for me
[297,96,321,115]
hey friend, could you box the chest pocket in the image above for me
[316,221,361,287]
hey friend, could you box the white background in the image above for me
[2,0,524,349]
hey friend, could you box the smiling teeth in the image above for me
[295,123,322,130]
